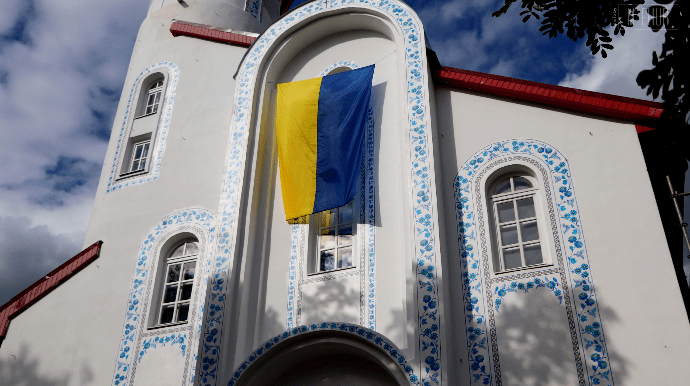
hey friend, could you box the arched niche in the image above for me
[227,5,419,378]
[231,330,411,386]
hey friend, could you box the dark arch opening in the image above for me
[233,330,408,385]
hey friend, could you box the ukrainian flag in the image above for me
[277,65,374,221]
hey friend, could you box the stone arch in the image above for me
[227,323,419,386]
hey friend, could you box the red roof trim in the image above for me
[170,21,257,47]
[0,241,103,340]
[436,66,663,126]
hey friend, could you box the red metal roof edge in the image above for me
[436,67,664,128]
[0,241,103,339]
[170,21,256,47]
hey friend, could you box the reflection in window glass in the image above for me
[317,201,354,272]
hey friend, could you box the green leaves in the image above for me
[493,0,688,124]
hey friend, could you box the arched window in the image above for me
[156,238,199,325]
[489,172,549,272]
[144,79,164,115]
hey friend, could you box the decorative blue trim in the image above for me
[138,333,188,363]
[246,0,262,21]
[212,2,439,385]
[319,60,361,75]
[111,208,216,386]
[226,323,421,385]
[454,140,613,386]
[106,62,179,194]
[493,276,562,312]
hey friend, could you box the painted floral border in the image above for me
[209,1,439,385]
[454,140,613,386]
[138,333,188,363]
[226,323,421,385]
[111,208,216,386]
[106,62,179,194]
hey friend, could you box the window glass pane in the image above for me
[139,159,147,170]
[141,143,150,158]
[182,262,196,280]
[170,245,184,258]
[496,202,515,223]
[153,92,161,104]
[185,242,199,256]
[131,160,141,171]
[177,304,190,323]
[517,197,536,219]
[147,94,156,106]
[320,231,336,250]
[494,179,512,195]
[338,225,353,246]
[160,305,174,324]
[524,244,543,266]
[520,221,539,242]
[167,264,181,282]
[500,225,519,246]
[179,283,193,301]
[513,177,533,190]
[320,250,335,271]
[134,144,143,159]
[163,285,178,303]
[503,248,522,270]
[339,202,353,224]
[338,246,353,268]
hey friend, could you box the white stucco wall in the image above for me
[434,86,690,385]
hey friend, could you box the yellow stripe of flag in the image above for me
[276,77,322,220]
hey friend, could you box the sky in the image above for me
[0,0,684,305]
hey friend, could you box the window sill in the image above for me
[147,321,188,331]
[117,169,148,180]
[134,111,158,120]
[307,265,357,277]
[494,262,554,276]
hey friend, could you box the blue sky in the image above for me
[0,0,683,304]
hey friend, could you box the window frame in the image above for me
[311,200,358,274]
[143,79,164,116]
[150,238,200,329]
[487,170,553,274]
[127,140,151,174]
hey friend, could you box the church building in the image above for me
[1,1,689,385]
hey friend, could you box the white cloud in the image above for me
[0,0,147,299]
[558,19,665,100]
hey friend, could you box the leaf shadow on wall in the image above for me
[493,292,629,386]
[300,277,361,325]
[0,343,95,386]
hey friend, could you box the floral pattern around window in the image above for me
[158,240,198,325]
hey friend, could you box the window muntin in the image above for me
[316,201,355,272]
[491,175,545,272]
[129,140,150,173]
[157,240,198,326]
[145,80,163,115]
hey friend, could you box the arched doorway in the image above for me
[231,329,412,385]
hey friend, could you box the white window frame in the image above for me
[311,200,357,274]
[489,172,552,273]
[144,79,163,116]
[155,239,199,327]
[128,140,151,173]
